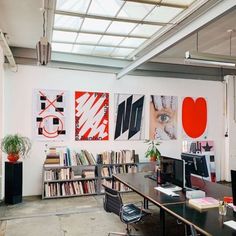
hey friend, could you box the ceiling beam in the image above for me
[117,0,236,79]
[55,10,169,26]
[124,0,188,9]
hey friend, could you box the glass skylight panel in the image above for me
[145,6,183,23]
[131,24,162,37]
[52,42,73,52]
[120,38,146,48]
[107,22,136,35]
[52,30,77,43]
[76,33,102,44]
[82,18,111,33]
[117,1,154,21]
[111,48,134,58]
[88,0,122,17]
[99,35,125,46]
[92,46,115,57]
[56,0,90,14]
[54,14,83,31]
[73,45,95,55]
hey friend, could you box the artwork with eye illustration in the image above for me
[149,95,178,140]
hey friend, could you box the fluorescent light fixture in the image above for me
[185,51,236,68]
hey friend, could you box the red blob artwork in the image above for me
[182,97,207,138]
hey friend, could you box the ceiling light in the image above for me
[36,2,51,66]
[185,51,236,68]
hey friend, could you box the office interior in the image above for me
[0,0,236,235]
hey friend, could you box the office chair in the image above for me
[185,224,198,236]
[103,185,149,236]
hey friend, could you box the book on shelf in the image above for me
[188,197,219,210]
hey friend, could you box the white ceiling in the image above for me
[0,0,236,72]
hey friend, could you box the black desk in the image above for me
[113,172,235,236]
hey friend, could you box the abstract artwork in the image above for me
[114,94,145,140]
[182,140,216,182]
[149,95,177,140]
[75,91,109,141]
[33,89,68,141]
[182,97,207,139]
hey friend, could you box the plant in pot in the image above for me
[145,139,161,162]
[1,134,31,162]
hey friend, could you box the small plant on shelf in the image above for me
[1,134,31,162]
[144,139,161,162]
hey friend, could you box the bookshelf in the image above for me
[42,148,155,199]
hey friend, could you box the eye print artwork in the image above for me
[149,95,178,140]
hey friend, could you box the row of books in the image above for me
[44,168,96,181]
[44,147,97,167]
[44,180,96,197]
[101,179,130,192]
[101,165,138,177]
[98,150,136,164]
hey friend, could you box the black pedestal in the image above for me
[5,162,23,204]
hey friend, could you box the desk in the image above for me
[113,172,235,236]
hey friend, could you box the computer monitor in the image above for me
[181,153,209,188]
[159,156,185,189]
[231,170,236,206]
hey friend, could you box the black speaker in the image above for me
[5,162,23,204]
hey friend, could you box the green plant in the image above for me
[145,139,161,160]
[1,134,31,158]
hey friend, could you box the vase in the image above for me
[7,153,20,162]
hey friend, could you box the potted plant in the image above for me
[1,134,31,162]
[145,139,161,162]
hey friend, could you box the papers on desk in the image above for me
[154,187,179,197]
[224,220,236,231]
[188,197,219,210]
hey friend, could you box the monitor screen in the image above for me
[231,170,236,206]
[181,153,209,188]
[159,156,185,188]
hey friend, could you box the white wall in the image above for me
[3,64,225,196]
[0,46,4,199]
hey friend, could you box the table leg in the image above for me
[160,208,165,236]
[144,198,149,209]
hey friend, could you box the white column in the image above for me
[224,75,236,181]
[0,45,4,200]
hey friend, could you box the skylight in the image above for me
[52,0,198,59]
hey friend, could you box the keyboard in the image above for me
[154,187,180,197]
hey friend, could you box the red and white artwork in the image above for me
[182,97,207,139]
[33,89,68,141]
[75,91,109,141]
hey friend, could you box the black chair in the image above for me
[103,185,150,236]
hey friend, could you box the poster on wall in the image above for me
[149,95,178,140]
[33,89,69,141]
[182,97,208,139]
[114,94,145,140]
[182,140,216,182]
[75,91,109,141]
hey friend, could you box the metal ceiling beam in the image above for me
[55,10,169,26]
[124,0,188,9]
[10,46,236,82]
[117,0,236,79]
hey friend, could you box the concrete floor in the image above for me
[0,193,185,236]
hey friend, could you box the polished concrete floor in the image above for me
[0,193,185,236]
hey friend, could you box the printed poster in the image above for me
[149,95,178,140]
[182,97,208,139]
[75,91,109,141]
[33,89,68,141]
[114,94,145,140]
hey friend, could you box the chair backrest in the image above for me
[103,185,123,217]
